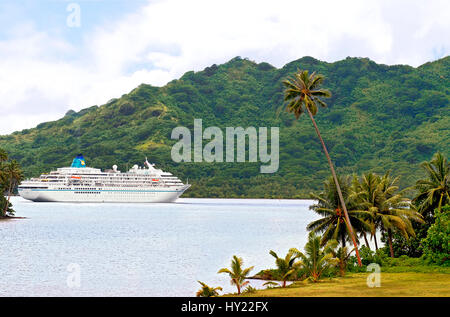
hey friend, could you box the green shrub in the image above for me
[421,205,450,266]
[357,246,387,266]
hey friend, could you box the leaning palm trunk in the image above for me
[305,106,362,266]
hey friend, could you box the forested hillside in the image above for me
[0,56,449,198]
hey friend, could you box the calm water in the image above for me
[0,197,318,296]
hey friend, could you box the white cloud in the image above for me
[0,0,448,134]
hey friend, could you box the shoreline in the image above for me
[0,216,27,220]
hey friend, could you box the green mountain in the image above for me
[1,56,449,198]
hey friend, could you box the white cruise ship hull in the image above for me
[19,186,189,203]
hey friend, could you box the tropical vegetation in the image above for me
[307,175,371,248]
[218,255,254,295]
[331,246,354,277]
[211,155,449,296]
[387,152,449,258]
[290,233,339,282]
[268,249,301,287]
[195,281,223,297]
[421,205,449,266]
[0,148,23,217]
[353,172,424,257]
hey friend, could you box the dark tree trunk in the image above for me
[2,180,13,216]
[388,229,395,258]
[306,106,362,266]
[373,233,379,251]
[363,232,370,249]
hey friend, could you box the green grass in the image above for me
[227,272,450,297]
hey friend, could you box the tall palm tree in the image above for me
[269,249,301,287]
[308,175,372,248]
[195,281,222,297]
[413,152,449,218]
[290,233,339,282]
[283,69,362,266]
[2,160,23,217]
[218,255,254,295]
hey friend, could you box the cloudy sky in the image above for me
[0,0,448,135]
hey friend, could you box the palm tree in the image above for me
[413,152,449,217]
[378,173,424,257]
[262,281,280,288]
[195,281,222,297]
[283,69,362,266]
[331,246,354,277]
[269,249,301,287]
[354,172,424,257]
[308,175,372,248]
[351,172,383,250]
[290,233,339,282]
[218,255,254,295]
[2,160,23,217]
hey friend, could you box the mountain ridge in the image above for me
[1,55,449,198]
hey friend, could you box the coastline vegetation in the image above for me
[0,148,23,218]
[196,67,449,297]
[217,255,254,295]
[195,281,222,297]
[200,149,448,296]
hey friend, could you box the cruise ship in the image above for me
[18,155,190,203]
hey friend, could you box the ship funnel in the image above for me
[71,154,87,168]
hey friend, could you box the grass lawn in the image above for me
[231,272,450,297]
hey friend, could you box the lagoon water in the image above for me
[0,197,318,296]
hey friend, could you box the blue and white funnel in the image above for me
[71,154,87,168]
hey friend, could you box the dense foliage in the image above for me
[386,152,449,257]
[421,205,450,266]
[0,56,448,198]
[0,148,23,217]
[308,171,424,257]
